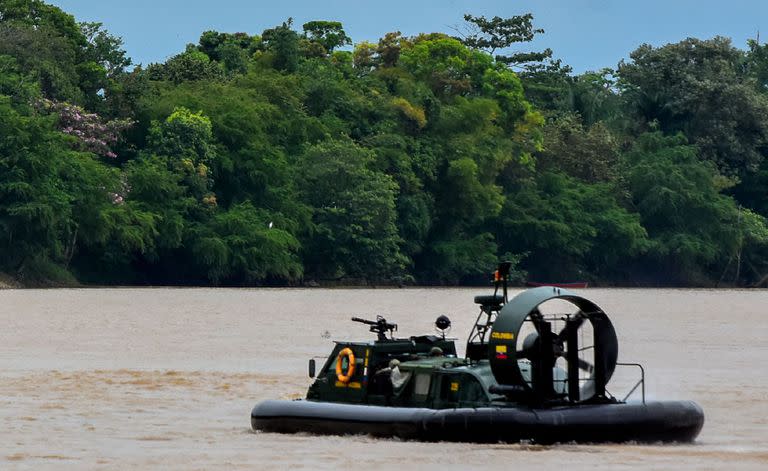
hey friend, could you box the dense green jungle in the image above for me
[3,0,768,287]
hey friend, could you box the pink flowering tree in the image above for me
[37,98,133,159]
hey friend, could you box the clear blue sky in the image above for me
[51,0,768,73]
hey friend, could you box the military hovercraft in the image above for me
[251,263,704,443]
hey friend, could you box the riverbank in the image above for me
[0,271,753,289]
[0,272,80,289]
[0,273,21,289]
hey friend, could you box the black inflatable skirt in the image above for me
[251,399,704,444]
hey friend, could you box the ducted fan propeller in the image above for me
[488,288,618,403]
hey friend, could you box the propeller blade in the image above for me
[578,358,594,373]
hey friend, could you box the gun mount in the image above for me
[351,315,398,341]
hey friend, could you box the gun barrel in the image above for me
[351,317,377,325]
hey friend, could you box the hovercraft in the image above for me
[251,262,704,444]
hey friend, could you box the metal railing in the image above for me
[615,362,645,404]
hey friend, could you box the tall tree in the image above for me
[623,133,754,283]
[618,37,768,175]
[537,113,619,183]
[0,0,117,109]
[461,13,552,68]
[0,97,122,283]
[302,21,351,54]
[497,170,647,281]
[262,19,300,72]
[80,21,131,78]
[299,141,405,281]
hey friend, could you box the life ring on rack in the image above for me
[335,348,356,383]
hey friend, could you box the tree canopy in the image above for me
[3,0,768,287]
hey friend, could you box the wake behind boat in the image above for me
[251,262,704,443]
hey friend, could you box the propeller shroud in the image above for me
[488,287,618,403]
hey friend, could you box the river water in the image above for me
[0,288,766,470]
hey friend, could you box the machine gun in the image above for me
[351,315,398,341]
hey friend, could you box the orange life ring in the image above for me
[335,348,356,383]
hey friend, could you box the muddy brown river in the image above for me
[1,288,766,469]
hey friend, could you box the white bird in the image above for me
[268,221,274,229]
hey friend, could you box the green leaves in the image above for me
[623,133,746,282]
[299,141,405,281]
[537,113,619,183]
[618,37,768,175]
[0,0,119,109]
[6,3,768,287]
[262,19,300,72]
[499,171,647,281]
[0,95,119,281]
[400,35,492,97]
[426,233,499,283]
[80,21,131,78]
[148,50,223,84]
[149,107,215,164]
[191,202,302,283]
[302,21,351,53]
[462,13,551,68]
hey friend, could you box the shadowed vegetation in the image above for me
[2,1,768,286]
